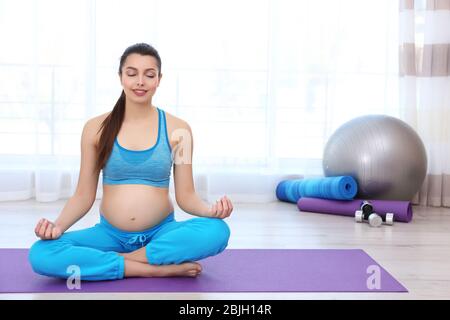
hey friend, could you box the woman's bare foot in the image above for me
[151,262,203,278]
[120,254,202,278]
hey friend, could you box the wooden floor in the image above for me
[1,199,449,300]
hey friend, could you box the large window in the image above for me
[0,0,399,173]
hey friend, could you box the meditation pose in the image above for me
[29,43,232,281]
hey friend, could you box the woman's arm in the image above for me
[174,163,233,218]
[35,119,100,239]
[172,122,233,219]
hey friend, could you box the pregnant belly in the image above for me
[100,184,174,232]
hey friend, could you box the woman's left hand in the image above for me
[208,195,233,219]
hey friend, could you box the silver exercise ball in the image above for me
[323,115,427,201]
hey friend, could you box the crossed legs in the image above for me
[29,216,229,280]
[119,248,202,278]
[120,217,231,278]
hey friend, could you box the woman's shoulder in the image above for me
[83,112,112,145]
[93,111,112,123]
[163,109,191,132]
[86,111,111,128]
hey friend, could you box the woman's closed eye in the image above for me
[126,73,154,78]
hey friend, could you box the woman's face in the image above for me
[120,53,161,105]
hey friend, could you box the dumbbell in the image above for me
[355,201,394,227]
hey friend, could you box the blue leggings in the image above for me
[28,212,230,281]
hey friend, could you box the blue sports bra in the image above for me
[102,107,173,188]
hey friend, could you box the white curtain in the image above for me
[399,0,450,207]
[0,0,399,203]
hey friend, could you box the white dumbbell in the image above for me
[355,210,382,227]
[384,213,394,225]
[355,210,394,227]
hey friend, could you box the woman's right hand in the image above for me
[34,218,62,240]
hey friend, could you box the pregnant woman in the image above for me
[28,43,232,281]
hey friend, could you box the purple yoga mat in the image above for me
[0,248,406,293]
[297,198,413,222]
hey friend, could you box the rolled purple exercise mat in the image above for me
[297,197,413,222]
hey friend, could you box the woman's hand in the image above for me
[34,218,62,240]
[208,195,233,219]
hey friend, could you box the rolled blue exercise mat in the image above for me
[276,176,358,203]
[298,176,358,200]
[276,179,303,203]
